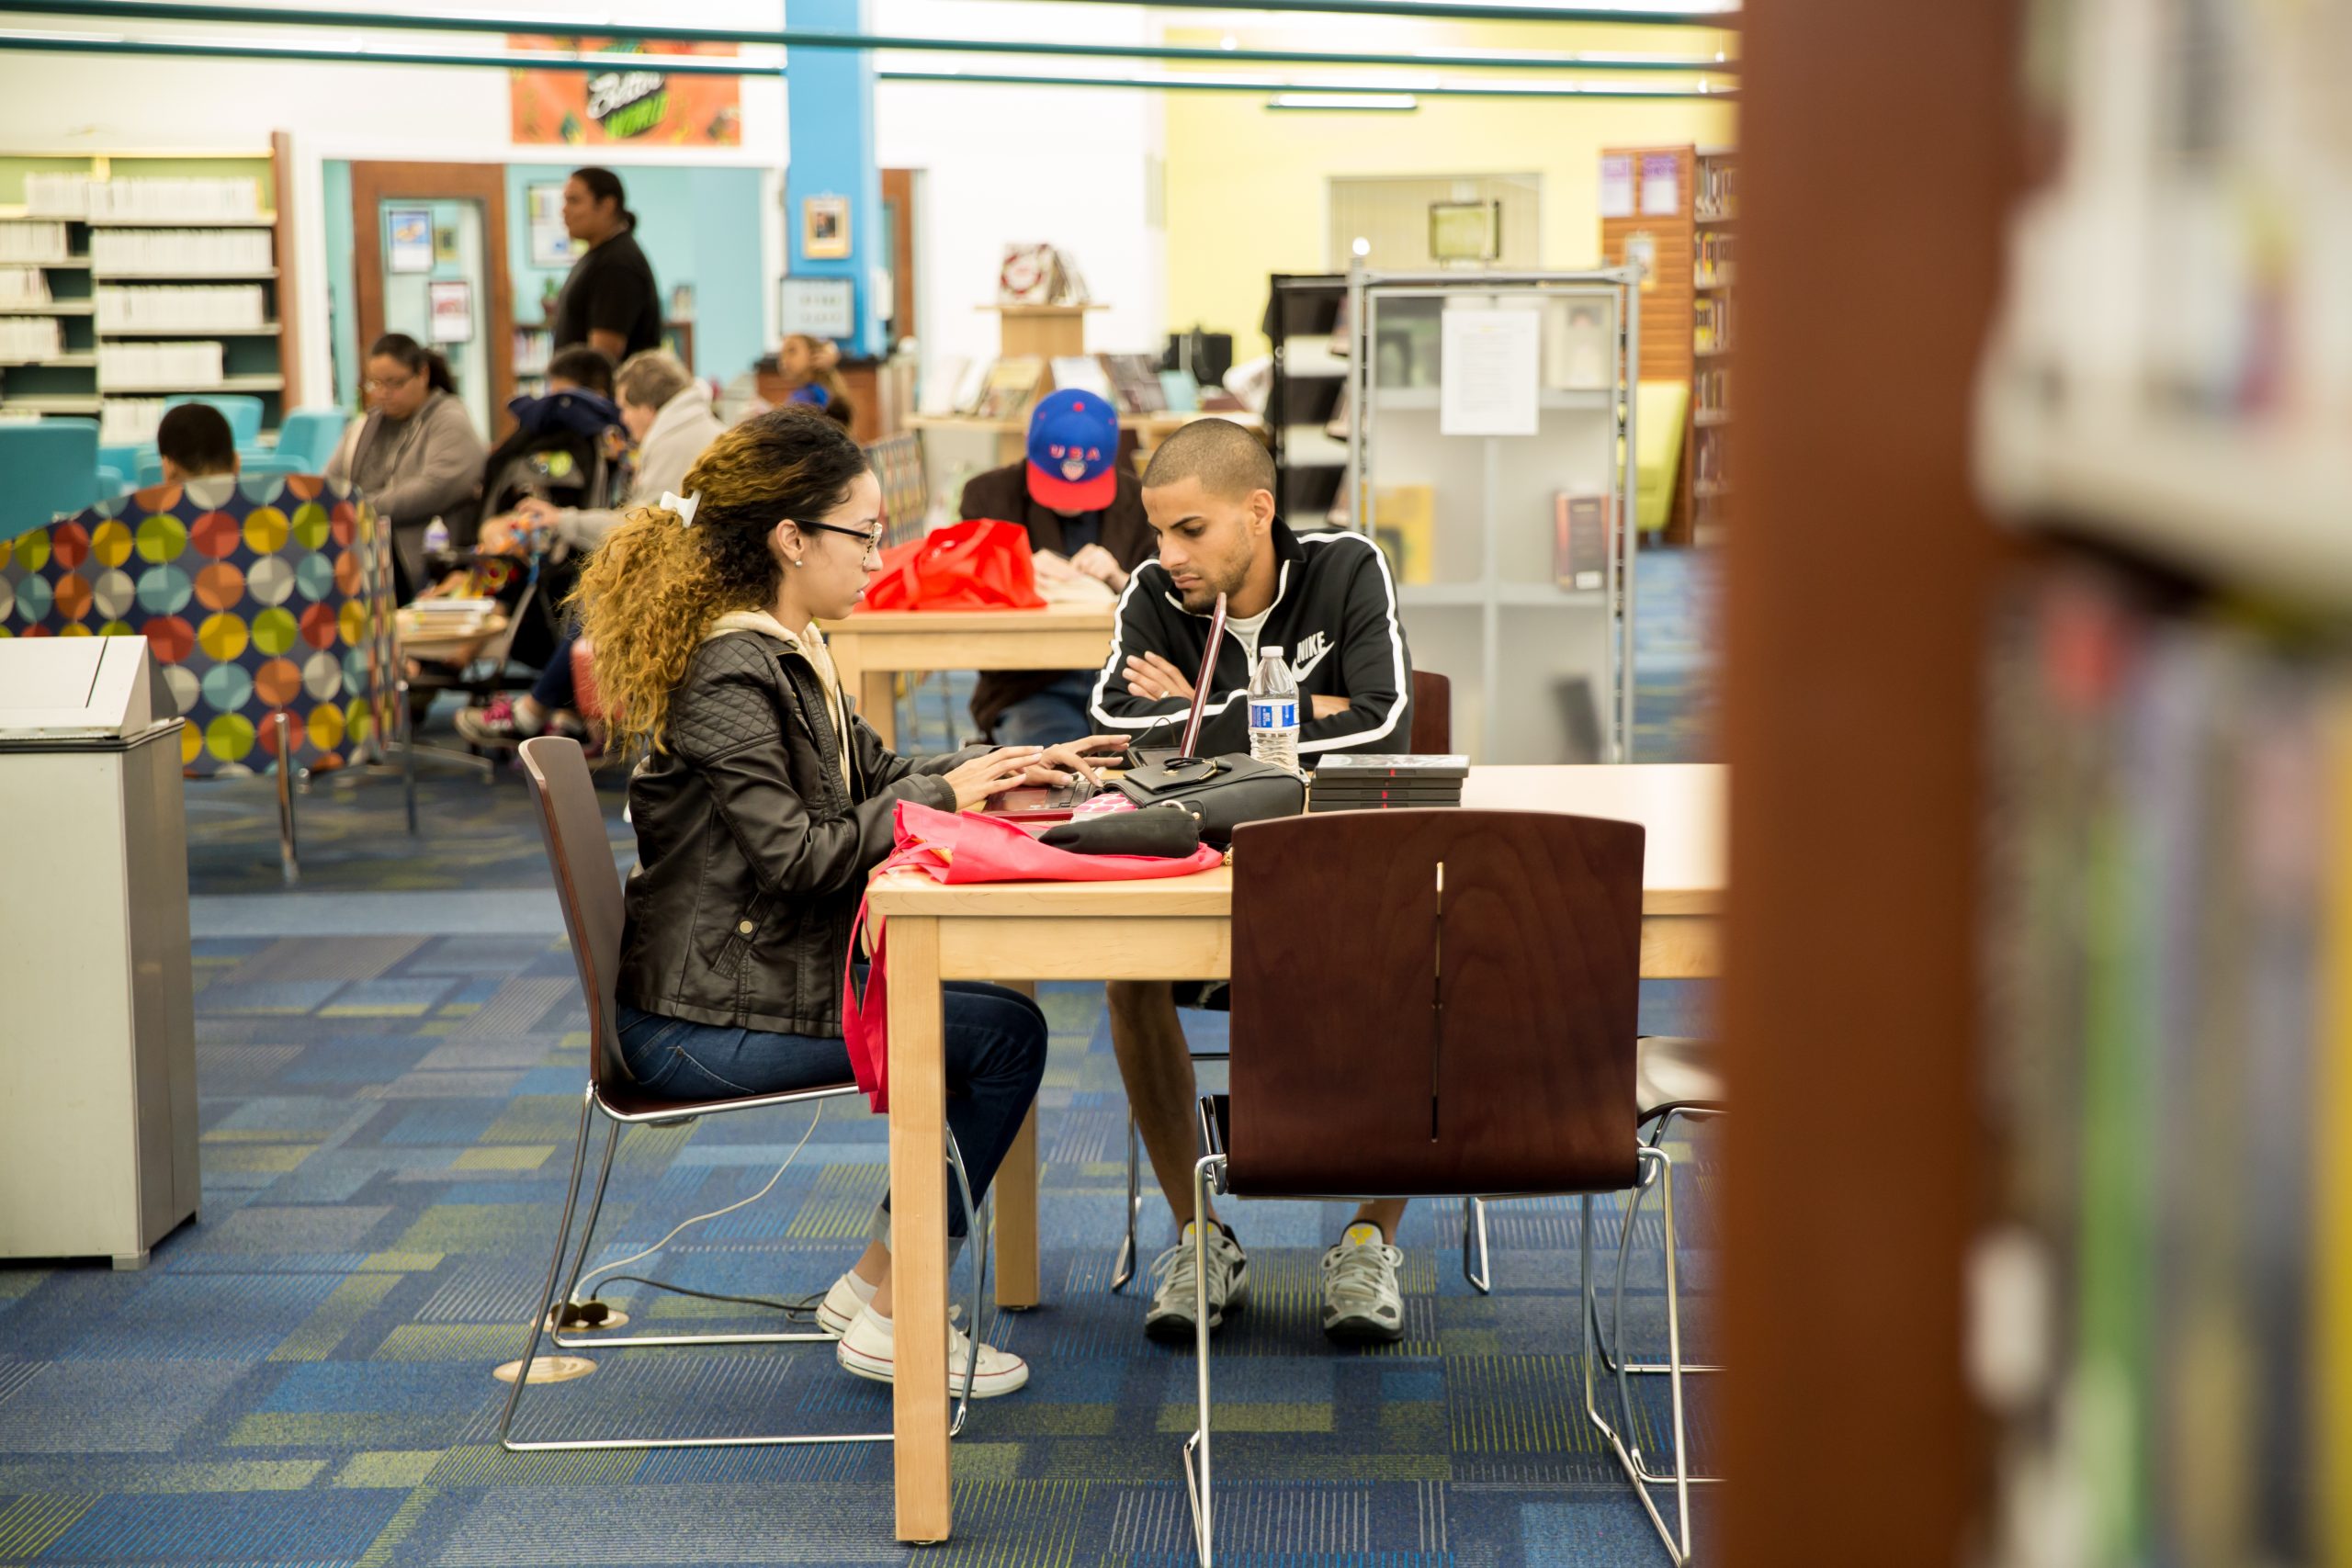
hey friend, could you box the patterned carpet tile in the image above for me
[0,924,1718,1566]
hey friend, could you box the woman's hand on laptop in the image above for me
[1124,652,1195,703]
[1028,735,1128,787]
[945,747,1046,809]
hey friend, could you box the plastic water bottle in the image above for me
[422,516,450,558]
[1247,647,1300,772]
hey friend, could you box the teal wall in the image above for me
[504,164,766,384]
[322,161,770,412]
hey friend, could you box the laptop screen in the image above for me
[1175,592,1227,758]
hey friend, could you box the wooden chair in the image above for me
[1179,808,1707,1565]
[496,736,989,1453]
[1111,668,1460,1293]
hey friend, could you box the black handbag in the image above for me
[1115,753,1306,848]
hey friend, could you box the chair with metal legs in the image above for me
[1582,1036,1724,1562]
[1112,669,1465,1293]
[1179,807,1702,1566]
[497,736,986,1454]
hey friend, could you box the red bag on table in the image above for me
[843,800,1222,1111]
[860,519,1046,612]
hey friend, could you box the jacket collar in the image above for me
[1160,515,1302,622]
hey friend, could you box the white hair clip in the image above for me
[661,490,702,528]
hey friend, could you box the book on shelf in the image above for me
[1694,297,1733,355]
[1695,366,1730,421]
[1367,483,1435,585]
[973,355,1045,422]
[1101,353,1168,414]
[96,284,266,333]
[1978,563,2339,1568]
[1555,491,1610,592]
[1694,158,1736,220]
[0,267,51,306]
[0,318,63,360]
[91,230,270,274]
[99,340,222,387]
[1049,355,1113,400]
[950,356,994,416]
[0,222,71,265]
[1694,231,1736,288]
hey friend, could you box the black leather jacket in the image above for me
[616,628,978,1037]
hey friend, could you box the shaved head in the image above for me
[1141,416,1274,503]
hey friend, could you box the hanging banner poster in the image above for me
[509,37,743,145]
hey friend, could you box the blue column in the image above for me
[784,0,884,356]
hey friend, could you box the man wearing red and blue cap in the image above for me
[959,387,1157,745]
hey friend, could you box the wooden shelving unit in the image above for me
[0,142,298,442]
[1600,143,1733,547]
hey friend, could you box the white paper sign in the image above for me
[1599,154,1634,220]
[1440,308,1542,437]
[1641,152,1681,216]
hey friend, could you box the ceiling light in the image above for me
[1268,91,1418,109]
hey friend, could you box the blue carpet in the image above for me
[1,928,1718,1566]
[4,550,1722,1564]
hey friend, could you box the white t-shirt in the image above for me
[1226,606,1273,673]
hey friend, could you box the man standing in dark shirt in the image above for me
[551,167,662,365]
[958,389,1156,744]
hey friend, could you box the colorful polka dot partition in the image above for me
[0,476,393,776]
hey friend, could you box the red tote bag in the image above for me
[861,519,1046,612]
[843,800,1222,1111]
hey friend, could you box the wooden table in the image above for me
[867,762,1726,1543]
[820,604,1116,751]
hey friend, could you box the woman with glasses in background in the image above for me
[327,332,487,595]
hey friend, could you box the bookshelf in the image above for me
[1599,144,1734,547]
[0,145,297,442]
[1339,268,1639,765]
[1963,6,2351,1565]
[1265,273,1350,522]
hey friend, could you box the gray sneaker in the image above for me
[1320,1223,1406,1344]
[1143,1221,1249,1342]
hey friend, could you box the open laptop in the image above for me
[979,593,1227,822]
[1128,591,1227,771]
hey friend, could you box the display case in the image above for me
[1340,267,1639,763]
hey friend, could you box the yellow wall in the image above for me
[1161,21,1737,355]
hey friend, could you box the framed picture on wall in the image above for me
[802,195,851,260]
[387,208,433,274]
[526,183,576,268]
[427,279,475,344]
[1429,200,1500,263]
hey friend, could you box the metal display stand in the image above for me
[1340,266,1639,764]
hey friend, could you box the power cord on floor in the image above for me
[561,1098,829,1321]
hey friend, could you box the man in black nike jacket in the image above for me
[1089,417,1418,1348]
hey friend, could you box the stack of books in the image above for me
[1307,753,1469,813]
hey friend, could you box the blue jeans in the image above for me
[531,632,579,710]
[989,671,1098,749]
[616,983,1047,1238]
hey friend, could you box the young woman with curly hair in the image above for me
[573,406,1122,1396]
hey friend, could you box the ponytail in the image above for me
[368,332,455,395]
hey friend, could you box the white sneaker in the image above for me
[1143,1221,1250,1343]
[816,1269,876,1338]
[835,1305,1029,1397]
[1320,1223,1406,1345]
